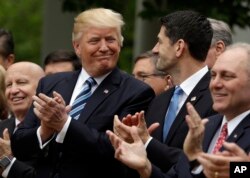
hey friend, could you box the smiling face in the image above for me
[73,27,121,77]
[5,62,44,120]
[210,47,250,120]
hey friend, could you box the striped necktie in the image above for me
[69,77,96,120]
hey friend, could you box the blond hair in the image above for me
[0,65,8,120]
[72,8,125,46]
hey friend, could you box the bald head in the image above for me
[5,62,45,120]
[7,61,44,80]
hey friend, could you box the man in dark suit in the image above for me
[106,42,250,178]
[0,62,44,136]
[0,62,44,177]
[11,8,155,178]
[113,10,216,173]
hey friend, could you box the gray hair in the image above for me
[208,18,233,47]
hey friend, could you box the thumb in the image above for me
[3,128,10,141]
[130,126,141,143]
[66,105,71,113]
[148,123,160,134]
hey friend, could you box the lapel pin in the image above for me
[104,89,109,94]
[234,134,237,138]
[190,96,196,101]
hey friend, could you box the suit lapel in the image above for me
[202,115,223,151]
[165,72,211,143]
[54,71,80,105]
[149,88,174,140]
[78,68,121,123]
[226,113,250,144]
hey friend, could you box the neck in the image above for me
[170,58,206,85]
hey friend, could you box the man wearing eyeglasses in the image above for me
[133,51,172,95]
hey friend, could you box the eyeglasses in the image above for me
[135,73,167,81]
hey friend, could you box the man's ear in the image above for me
[214,40,226,57]
[5,54,15,68]
[72,41,80,57]
[175,39,185,58]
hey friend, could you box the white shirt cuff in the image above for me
[144,136,153,148]
[37,127,55,149]
[56,117,72,143]
[2,157,16,178]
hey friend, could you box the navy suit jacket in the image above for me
[150,113,250,178]
[146,72,217,172]
[0,116,15,137]
[11,68,155,178]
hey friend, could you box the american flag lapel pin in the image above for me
[104,89,109,94]
[190,96,196,101]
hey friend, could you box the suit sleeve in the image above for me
[7,160,36,178]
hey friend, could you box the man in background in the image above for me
[44,49,81,75]
[133,50,171,95]
[0,29,15,70]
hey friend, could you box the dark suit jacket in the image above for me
[146,72,217,172]
[7,160,36,178]
[11,68,155,178]
[150,113,250,178]
[0,116,15,137]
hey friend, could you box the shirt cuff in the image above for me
[2,157,16,178]
[144,136,153,148]
[56,117,72,143]
[37,127,55,149]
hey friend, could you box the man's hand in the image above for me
[106,126,152,178]
[198,142,250,178]
[33,91,71,141]
[183,102,208,161]
[113,111,159,143]
[0,128,12,157]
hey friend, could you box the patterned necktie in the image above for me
[163,86,183,142]
[212,122,228,153]
[69,77,96,120]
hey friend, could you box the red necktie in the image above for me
[212,122,228,154]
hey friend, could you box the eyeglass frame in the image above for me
[135,73,168,81]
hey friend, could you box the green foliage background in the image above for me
[1,0,250,71]
[0,0,43,64]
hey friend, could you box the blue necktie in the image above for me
[69,77,96,120]
[163,86,183,142]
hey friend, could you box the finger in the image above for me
[122,114,132,126]
[53,91,65,105]
[33,101,46,114]
[131,112,139,126]
[148,123,160,134]
[106,130,120,149]
[200,153,230,166]
[114,115,121,132]
[138,111,146,126]
[65,105,71,114]
[3,128,10,140]
[223,142,246,156]
[33,95,46,107]
[186,102,201,126]
[130,126,142,143]
[38,93,52,103]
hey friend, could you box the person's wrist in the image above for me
[137,159,152,178]
[0,155,13,170]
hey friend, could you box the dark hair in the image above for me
[160,10,213,61]
[0,28,15,58]
[44,49,82,71]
